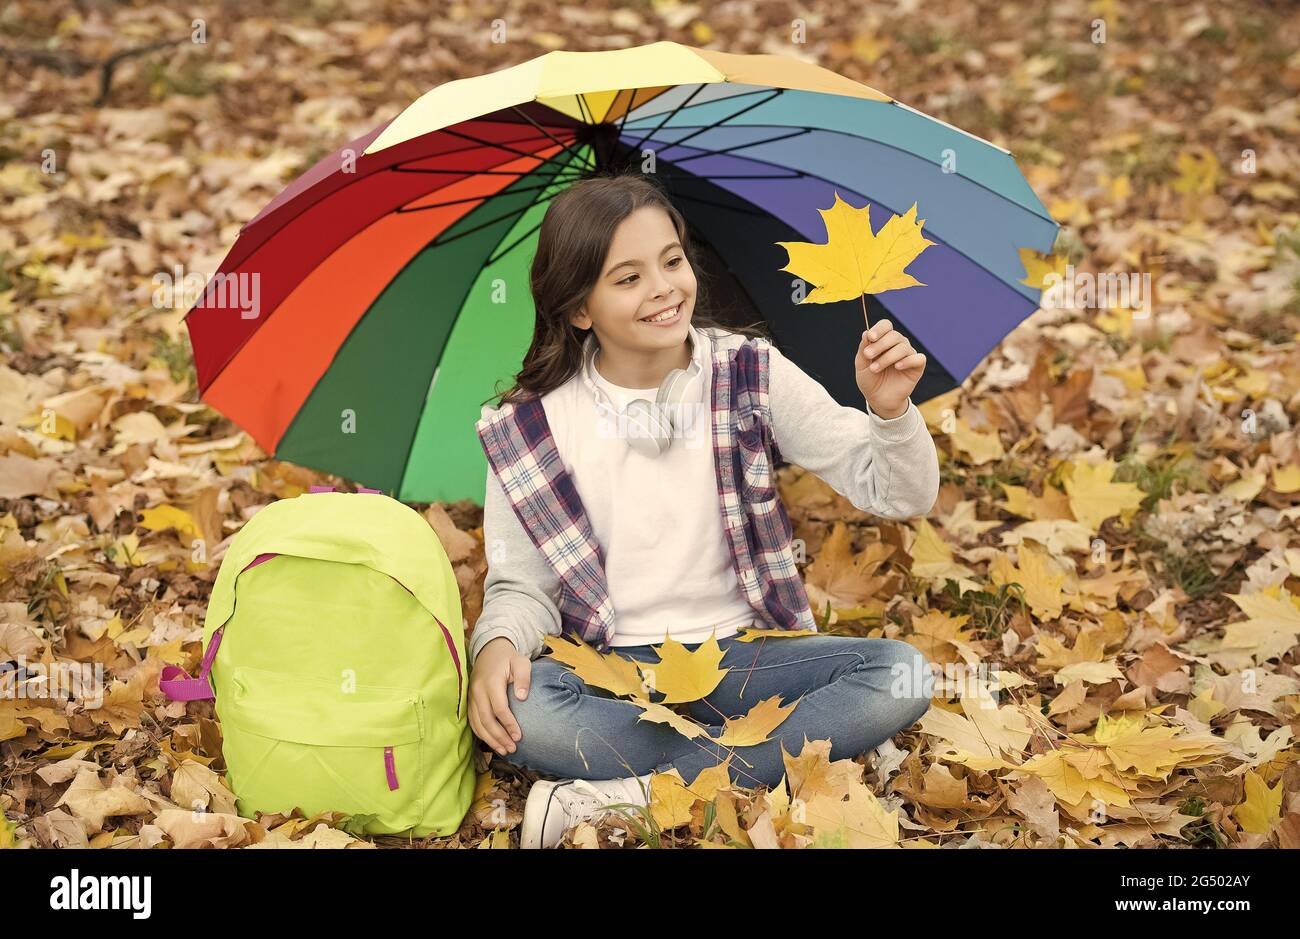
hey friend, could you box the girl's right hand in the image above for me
[468,636,531,756]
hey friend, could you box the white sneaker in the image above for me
[520,773,654,849]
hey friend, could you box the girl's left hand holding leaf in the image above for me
[854,318,926,418]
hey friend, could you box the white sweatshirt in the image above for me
[539,323,758,647]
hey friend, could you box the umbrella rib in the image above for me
[483,217,546,267]
[413,185,565,251]
[623,84,789,128]
[650,87,786,154]
[654,171,804,180]
[391,176,587,213]
[659,127,814,164]
[436,124,590,175]
[390,127,566,168]
[509,105,595,173]
[625,82,709,156]
[612,87,650,143]
[391,167,586,176]
[575,94,609,172]
[663,189,773,219]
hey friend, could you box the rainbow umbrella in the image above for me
[185,40,1057,504]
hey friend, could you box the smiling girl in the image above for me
[470,171,940,848]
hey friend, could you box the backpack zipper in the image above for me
[384,746,399,790]
[431,614,463,719]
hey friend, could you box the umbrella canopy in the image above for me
[185,40,1057,504]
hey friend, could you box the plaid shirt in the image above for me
[475,327,818,653]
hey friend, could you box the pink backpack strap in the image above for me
[159,552,279,701]
[159,624,225,701]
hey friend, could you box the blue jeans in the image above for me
[501,633,935,790]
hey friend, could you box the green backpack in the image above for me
[161,487,475,839]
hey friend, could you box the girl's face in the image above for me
[569,205,696,359]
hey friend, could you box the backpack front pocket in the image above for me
[219,665,425,834]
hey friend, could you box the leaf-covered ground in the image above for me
[1,0,1299,848]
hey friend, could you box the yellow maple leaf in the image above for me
[1171,145,1220,195]
[1090,713,1228,780]
[916,693,1033,768]
[1232,770,1283,834]
[904,609,977,667]
[145,638,189,667]
[851,31,890,66]
[542,635,644,698]
[1019,747,1134,808]
[21,408,77,442]
[989,542,1068,620]
[1060,457,1146,533]
[138,504,202,541]
[0,814,17,848]
[783,737,865,804]
[775,193,935,304]
[685,761,734,804]
[909,517,975,582]
[733,627,821,642]
[649,770,695,830]
[1034,623,1108,669]
[1054,661,1123,685]
[54,766,153,833]
[714,694,798,747]
[632,698,708,740]
[949,416,1005,465]
[1017,247,1068,290]
[1271,462,1300,494]
[638,636,729,704]
[998,482,1074,521]
[1219,586,1300,665]
[91,674,146,736]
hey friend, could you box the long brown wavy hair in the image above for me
[482,170,770,409]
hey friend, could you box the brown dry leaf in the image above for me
[170,759,240,816]
[153,809,254,849]
[90,673,147,735]
[54,766,153,833]
[0,452,60,498]
[803,521,896,612]
[904,609,979,666]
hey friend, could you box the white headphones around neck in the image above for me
[579,325,705,458]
